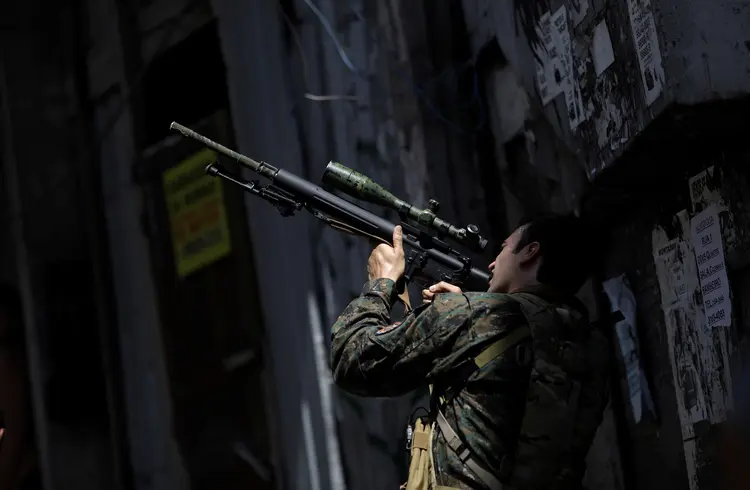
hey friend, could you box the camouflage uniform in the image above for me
[331,278,610,490]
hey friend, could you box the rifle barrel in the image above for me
[170,122,279,180]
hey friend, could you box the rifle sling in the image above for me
[433,326,531,490]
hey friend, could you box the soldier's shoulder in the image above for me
[429,292,474,313]
[432,292,523,316]
[463,291,523,309]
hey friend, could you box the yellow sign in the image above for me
[163,148,231,277]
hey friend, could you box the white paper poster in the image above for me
[653,238,689,307]
[592,20,615,77]
[663,303,709,426]
[690,204,732,327]
[534,12,562,105]
[534,12,561,106]
[534,6,586,129]
[688,166,737,252]
[652,216,709,427]
[653,211,734,427]
[603,275,655,423]
[552,8,585,130]
[689,166,720,212]
[626,0,665,106]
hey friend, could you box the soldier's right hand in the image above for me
[422,281,462,303]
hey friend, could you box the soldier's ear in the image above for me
[519,241,540,264]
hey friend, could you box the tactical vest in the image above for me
[401,293,607,490]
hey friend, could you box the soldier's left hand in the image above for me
[368,226,405,283]
[422,281,462,303]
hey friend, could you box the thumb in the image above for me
[392,225,403,251]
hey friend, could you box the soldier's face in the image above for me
[487,226,526,293]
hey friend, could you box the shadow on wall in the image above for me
[718,361,750,489]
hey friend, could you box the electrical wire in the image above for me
[300,0,485,134]
[278,2,357,103]
[0,0,483,224]
[301,0,360,76]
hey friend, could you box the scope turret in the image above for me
[322,161,488,252]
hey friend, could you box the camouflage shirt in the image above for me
[330,278,610,490]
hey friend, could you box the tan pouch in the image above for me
[402,418,435,490]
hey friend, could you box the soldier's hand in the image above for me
[422,281,462,303]
[367,226,405,283]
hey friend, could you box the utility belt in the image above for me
[400,324,531,490]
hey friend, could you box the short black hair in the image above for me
[512,213,595,294]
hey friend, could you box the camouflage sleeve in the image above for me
[330,278,471,397]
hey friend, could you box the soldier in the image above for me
[330,214,610,490]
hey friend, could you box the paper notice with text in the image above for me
[626,0,665,106]
[534,12,560,105]
[534,7,585,128]
[690,205,731,327]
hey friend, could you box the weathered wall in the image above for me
[0,1,139,489]
[600,132,750,490]
[461,0,750,180]
[85,0,192,488]
[459,2,750,490]
[57,1,750,490]
[657,0,750,104]
[212,0,504,488]
[209,1,343,488]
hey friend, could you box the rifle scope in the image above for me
[322,162,488,252]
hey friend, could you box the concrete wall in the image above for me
[461,0,750,180]
[0,1,157,489]
[600,148,750,490]
[657,0,750,104]
[6,0,743,488]
[211,0,503,488]
[86,0,191,488]
[457,2,749,490]
[209,0,641,488]
[209,1,341,488]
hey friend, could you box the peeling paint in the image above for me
[548,1,643,175]
[594,96,625,151]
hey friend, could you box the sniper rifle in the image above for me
[169,122,492,296]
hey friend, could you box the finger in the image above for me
[421,289,434,300]
[392,225,403,252]
[430,281,461,294]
